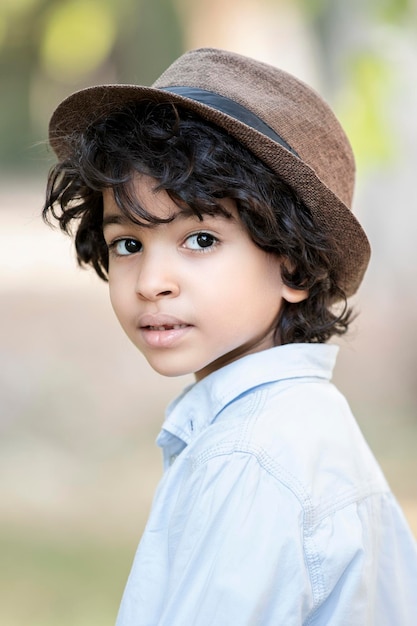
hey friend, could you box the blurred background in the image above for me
[1,0,416,624]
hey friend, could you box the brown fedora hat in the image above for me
[49,47,370,297]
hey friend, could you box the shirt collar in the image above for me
[157,343,338,450]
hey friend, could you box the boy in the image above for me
[43,48,417,624]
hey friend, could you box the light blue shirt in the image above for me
[116,344,417,625]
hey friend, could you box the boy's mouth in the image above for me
[139,318,193,348]
[139,313,191,331]
[138,315,193,349]
[145,324,189,331]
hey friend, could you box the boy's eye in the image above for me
[112,238,142,256]
[184,232,218,251]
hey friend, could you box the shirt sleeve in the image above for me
[158,450,314,625]
[117,445,417,626]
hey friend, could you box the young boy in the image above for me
[43,48,417,625]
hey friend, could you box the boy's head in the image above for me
[43,48,371,377]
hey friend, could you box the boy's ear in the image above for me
[282,284,309,304]
[280,258,309,303]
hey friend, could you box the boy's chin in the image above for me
[144,354,221,380]
[145,357,197,379]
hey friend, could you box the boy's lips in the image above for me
[138,314,193,348]
[139,313,191,329]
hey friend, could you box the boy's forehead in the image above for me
[102,174,237,226]
[102,175,177,222]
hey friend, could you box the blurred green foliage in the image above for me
[336,53,397,168]
[40,0,117,81]
[298,0,415,170]
[0,0,184,172]
[1,0,415,173]
[299,0,414,21]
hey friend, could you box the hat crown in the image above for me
[152,48,355,209]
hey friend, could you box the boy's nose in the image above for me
[135,253,180,301]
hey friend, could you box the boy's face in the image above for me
[102,175,307,380]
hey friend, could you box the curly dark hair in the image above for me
[43,101,352,344]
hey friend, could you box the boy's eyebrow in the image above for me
[102,209,234,230]
[102,212,180,230]
[102,213,133,229]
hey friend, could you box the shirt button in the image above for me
[169,454,178,465]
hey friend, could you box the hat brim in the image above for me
[49,84,370,297]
